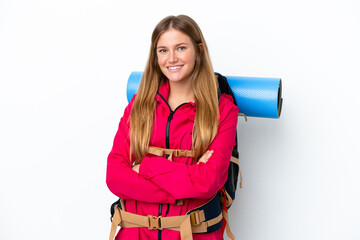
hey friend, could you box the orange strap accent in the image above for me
[222,210,235,240]
[220,189,235,240]
[230,156,239,165]
[239,168,243,189]
[148,146,194,161]
[109,205,122,240]
[230,156,243,189]
[238,112,247,121]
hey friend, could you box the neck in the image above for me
[168,80,195,110]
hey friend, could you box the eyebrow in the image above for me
[157,42,190,49]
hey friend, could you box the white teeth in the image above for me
[168,66,181,70]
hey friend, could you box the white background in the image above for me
[1,0,359,239]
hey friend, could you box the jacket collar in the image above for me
[155,79,196,109]
[156,79,170,103]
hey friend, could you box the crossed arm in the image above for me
[107,97,238,202]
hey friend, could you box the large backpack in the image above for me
[109,72,243,240]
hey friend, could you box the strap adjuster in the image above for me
[175,149,193,157]
[189,210,201,226]
[147,215,163,230]
[175,149,186,157]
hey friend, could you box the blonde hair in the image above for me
[130,15,219,163]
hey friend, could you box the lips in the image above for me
[167,65,183,71]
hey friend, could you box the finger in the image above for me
[198,150,213,163]
[204,150,213,162]
[132,164,140,173]
[198,151,210,162]
[205,150,214,161]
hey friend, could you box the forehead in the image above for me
[157,29,192,47]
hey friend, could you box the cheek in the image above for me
[157,55,166,67]
[185,53,196,67]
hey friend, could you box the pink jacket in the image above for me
[106,80,239,240]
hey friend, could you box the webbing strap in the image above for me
[224,189,234,209]
[109,202,223,240]
[230,156,239,165]
[220,189,235,240]
[239,168,243,189]
[222,210,235,240]
[149,146,242,189]
[109,205,121,240]
[230,156,243,189]
[148,146,194,161]
[238,112,247,121]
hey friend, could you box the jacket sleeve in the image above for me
[106,97,176,204]
[139,99,239,200]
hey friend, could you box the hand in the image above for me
[132,164,140,173]
[197,150,214,164]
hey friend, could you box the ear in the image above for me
[198,43,204,53]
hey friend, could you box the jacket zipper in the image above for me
[156,92,194,240]
[166,111,174,148]
[159,110,173,240]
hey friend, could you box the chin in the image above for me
[165,74,182,82]
[169,76,187,82]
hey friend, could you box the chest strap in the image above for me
[148,146,242,188]
[148,146,194,161]
[109,198,223,240]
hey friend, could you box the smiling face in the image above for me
[156,29,197,85]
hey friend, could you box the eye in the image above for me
[178,46,186,51]
[158,49,167,53]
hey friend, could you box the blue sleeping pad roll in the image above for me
[126,71,283,118]
[226,76,282,118]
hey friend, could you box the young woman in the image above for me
[107,15,239,240]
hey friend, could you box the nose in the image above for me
[168,50,178,63]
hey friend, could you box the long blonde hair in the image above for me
[130,15,219,163]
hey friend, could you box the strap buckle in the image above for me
[175,149,193,157]
[147,215,163,230]
[175,149,186,157]
[189,210,201,226]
